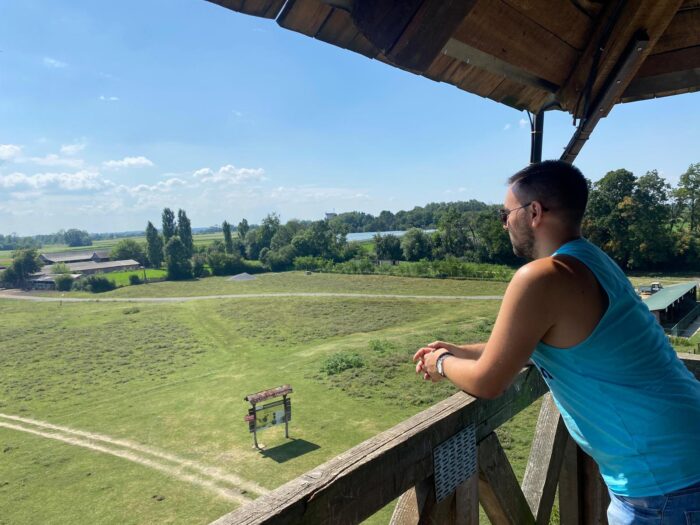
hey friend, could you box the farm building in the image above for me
[643,281,699,334]
[39,250,110,265]
[41,259,140,275]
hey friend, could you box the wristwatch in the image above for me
[435,352,454,377]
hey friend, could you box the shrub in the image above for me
[192,255,208,278]
[54,274,74,291]
[84,275,116,293]
[128,274,142,285]
[321,352,365,375]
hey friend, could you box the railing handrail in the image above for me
[212,354,700,525]
[211,367,548,525]
[669,303,700,336]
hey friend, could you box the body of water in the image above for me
[346,230,435,242]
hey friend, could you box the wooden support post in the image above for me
[522,393,568,524]
[558,437,610,525]
[390,477,431,525]
[478,432,535,525]
[558,436,580,525]
[454,474,479,525]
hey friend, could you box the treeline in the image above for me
[583,163,700,270]
[0,228,92,250]
[328,199,490,232]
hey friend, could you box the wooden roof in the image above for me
[208,0,700,160]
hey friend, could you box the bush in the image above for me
[192,255,208,278]
[321,352,365,375]
[54,274,74,291]
[128,274,142,285]
[207,252,245,276]
[83,275,116,293]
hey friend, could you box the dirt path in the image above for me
[0,413,267,502]
[0,290,503,303]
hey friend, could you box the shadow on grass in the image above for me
[260,438,320,463]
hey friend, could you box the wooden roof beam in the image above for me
[561,32,649,163]
[558,0,683,163]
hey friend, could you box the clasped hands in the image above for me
[413,341,459,383]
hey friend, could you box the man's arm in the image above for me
[417,261,557,398]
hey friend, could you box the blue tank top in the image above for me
[531,238,700,497]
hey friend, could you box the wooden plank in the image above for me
[622,66,700,101]
[455,474,480,525]
[314,9,379,59]
[636,46,700,78]
[351,0,423,54]
[453,0,581,87]
[277,0,333,37]
[557,0,684,115]
[211,367,548,525]
[442,38,560,92]
[521,393,568,525]
[387,0,479,72]
[558,437,581,525]
[208,0,286,19]
[389,477,431,525]
[502,0,594,50]
[652,9,700,54]
[477,432,536,525]
[579,449,609,525]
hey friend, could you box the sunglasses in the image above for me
[498,202,548,225]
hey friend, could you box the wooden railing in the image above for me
[212,354,700,525]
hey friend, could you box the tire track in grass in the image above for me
[0,413,267,501]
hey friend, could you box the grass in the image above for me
[31,271,510,299]
[0,272,517,524]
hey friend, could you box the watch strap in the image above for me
[436,351,454,377]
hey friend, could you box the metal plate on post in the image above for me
[433,424,477,502]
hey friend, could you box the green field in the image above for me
[0,272,540,524]
[3,270,697,524]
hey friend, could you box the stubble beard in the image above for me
[510,224,536,261]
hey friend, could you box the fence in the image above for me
[211,354,700,525]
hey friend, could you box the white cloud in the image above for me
[0,144,22,160]
[519,118,528,129]
[60,142,86,155]
[0,170,102,191]
[103,156,154,169]
[43,57,67,68]
[193,164,265,184]
[99,95,119,102]
[23,154,84,168]
[503,123,511,131]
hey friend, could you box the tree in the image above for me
[177,209,194,259]
[162,208,176,243]
[674,163,700,232]
[64,228,92,247]
[582,169,636,268]
[2,249,43,288]
[164,236,192,280]
[54,274,74,291]
[145,221,164,268]
[111,239,147,265]
[401,228,431,261]
[374,234,403,261]
[52,262,71,274]
[237,218,249,242]
[222,221,234,254]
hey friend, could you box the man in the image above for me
[414,160,700,524]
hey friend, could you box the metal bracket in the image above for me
[433,424,477,502]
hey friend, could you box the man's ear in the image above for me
[530,201,545,226]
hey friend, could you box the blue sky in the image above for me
[1,0,699,236]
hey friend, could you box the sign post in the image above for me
[244,385,293,450]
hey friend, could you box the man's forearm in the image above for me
[453,343,486,360]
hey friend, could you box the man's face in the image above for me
[503,187,535,260]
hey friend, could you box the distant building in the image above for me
[40,250,110,265]
[42,259,140,276]
[643,282,699,332]
[325,212,338,220]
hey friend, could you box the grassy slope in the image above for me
[31,271,510,299]
[1,273,526,524]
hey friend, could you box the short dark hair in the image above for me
[508,160,589,226]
